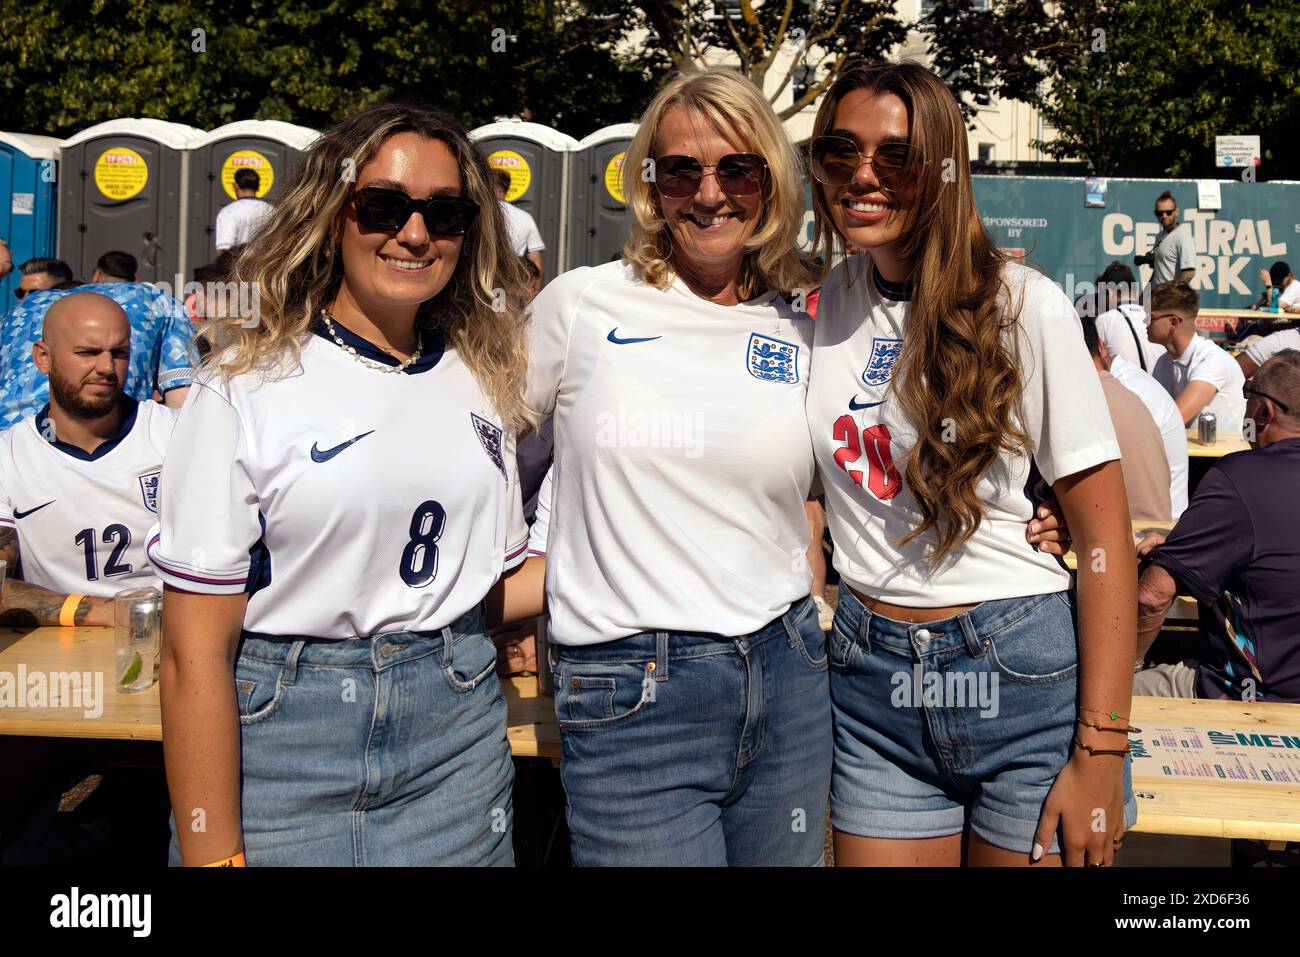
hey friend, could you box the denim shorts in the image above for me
[167,604,514,866]
[550,595,832,866]
[828,587,1137,854]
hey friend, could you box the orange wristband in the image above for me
[200,852,247,867]
[59,594,84,627]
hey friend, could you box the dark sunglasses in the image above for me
[15,287,26,300]
[1155,209,1177,217]
[1243,381,1290,412]
[653,153,769,198]
[352,186,479,236]
[810,136,920,192]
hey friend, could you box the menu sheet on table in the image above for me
[1130,725,1300,785]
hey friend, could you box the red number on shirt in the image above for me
[832,417,902,501]
[832,414,863,486]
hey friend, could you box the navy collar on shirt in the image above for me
[872,265,913,302]
[36,396,139,461]
[312,315,445,374]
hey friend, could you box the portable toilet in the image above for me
[470,120,579,283]
[0,132,60,303]
[185,120,319,275]
[567,124,638,269]
[58,118,204,286]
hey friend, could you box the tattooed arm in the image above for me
[0,527,114,627]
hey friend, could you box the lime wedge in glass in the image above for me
[119,654,143,687]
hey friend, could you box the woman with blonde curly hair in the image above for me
[148,101,543,866]
[807,60,1136,867]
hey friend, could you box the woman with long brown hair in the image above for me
[808,61,1137,867]
[148,101,543,866]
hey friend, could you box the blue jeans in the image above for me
[168,605,514,866]
[550,595,832,866]
[829,587,1137,853]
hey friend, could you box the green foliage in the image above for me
[0,0,664,137]
[923,0,1300,178]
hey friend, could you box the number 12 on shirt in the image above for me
[832,417,902,501]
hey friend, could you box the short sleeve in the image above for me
[501,431,529,572]
[1245,331,1284,366]
[214,207,235,250]
[527,467,553,556]
[1281,283,1300,310]
[1176,229,1198,271]
[0,434,14,529]
[525,216,545,252]
[1015,271,1121,486]
[154,292,196,394]
[525,267,590,416]
[1151,464,1252,605]
[146,380,260,593]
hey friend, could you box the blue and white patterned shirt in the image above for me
[0,282,195,428]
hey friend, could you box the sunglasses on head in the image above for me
[352,186,479,236]
[810,136,920,192]
[653,153,769,199]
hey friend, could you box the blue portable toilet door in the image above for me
[0,138,58,304]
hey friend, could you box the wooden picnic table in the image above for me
[1130,696,1300,842]
[1185,427,1250,458]
[0,626,561,759]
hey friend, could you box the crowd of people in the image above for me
[1,56,1296,869]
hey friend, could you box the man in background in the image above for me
[1093,261,1165,373]
[1137,190,1196,286]
[15,258,73,300]
[1080,313,1172,521]
[1148,280,1246,432]
[495,169,545,276]
[214,168,274,252]
[90,250,137,284]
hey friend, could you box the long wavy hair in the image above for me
[622,68,814,298]
[810,61,1029,564]
[200,101,531,430]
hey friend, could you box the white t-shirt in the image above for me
[1152,334,1246,433]
[1097,303,1164,373]
[526,260,815,646]
[1244,328,1300,367]
[0,398,173,596]
[1280,280,1300,311]
[1109,355,1189,519]
[500,201,545,257]
[809,256,1120,606]
[214,198,274,251]
[147,324,528,638]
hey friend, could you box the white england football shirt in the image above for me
[808,256,1121,606]
[0,398,173,596]
[526,260,815,646]
[214,198,274,251]
[1152,334,1247,433]
[147,323,528,638]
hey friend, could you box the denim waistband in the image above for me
[237,604,486,671]
[835,588,1072,659]
[556,596,817,666]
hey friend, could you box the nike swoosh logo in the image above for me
[607,328,662,345]
[848,396,883,411]
[310,431,375,463]
[14,500,55,519]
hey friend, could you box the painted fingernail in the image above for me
[1031,842,1044,861]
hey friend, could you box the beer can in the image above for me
[1198,411,1217,446]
